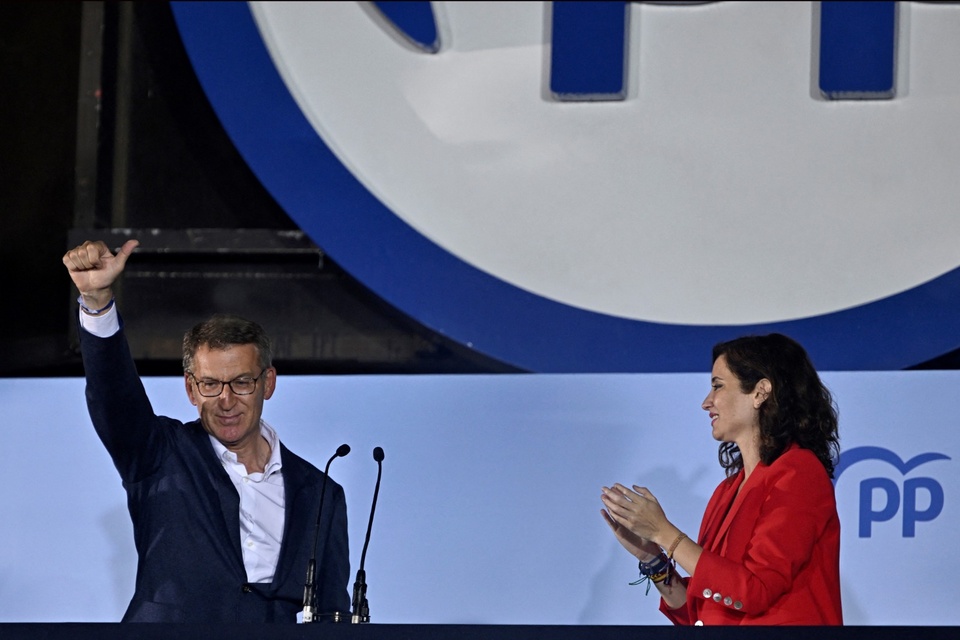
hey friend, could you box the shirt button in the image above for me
[723,596,733,606]
[242,477,249,484]
[712,592,722,603]
[702,588,713,599]
[694,620,704,626]
[734,601,743,610]
[246,540,255,548]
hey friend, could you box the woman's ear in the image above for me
[754,378,772,408]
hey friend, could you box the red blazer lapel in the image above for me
[699,471,743,552]
[711,460,778,553]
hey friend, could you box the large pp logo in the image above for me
[836,446,951,538]
[171,2,960,372]
[376,1,899,101]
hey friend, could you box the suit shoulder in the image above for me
[279,443,344,490]
[769,446,834,495]
[776,446,826,473]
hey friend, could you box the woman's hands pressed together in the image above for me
[600,483,671,560]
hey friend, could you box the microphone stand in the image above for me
[302,443,350,623]
[351,446,384,623]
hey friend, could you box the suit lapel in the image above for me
[702,471,746,552]
[190,424,245,572]
[273,443,318,588]
[710,462,774,552]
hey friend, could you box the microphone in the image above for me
[351,446,384,624]
[302,443,350,623]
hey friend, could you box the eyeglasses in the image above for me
[189,370,266,397]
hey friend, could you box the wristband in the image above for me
[666,532,688,560]
[77,295,115,316]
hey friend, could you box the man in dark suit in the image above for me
[63,238,350,623]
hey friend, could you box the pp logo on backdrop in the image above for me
[835,446,951,538]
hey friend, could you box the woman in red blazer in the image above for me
[601,333,842,625]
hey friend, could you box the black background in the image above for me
[1,2,517,377]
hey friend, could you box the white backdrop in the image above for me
[1,371,956,624]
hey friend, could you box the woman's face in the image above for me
[701,355,763,445]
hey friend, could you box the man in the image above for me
[63,238,350,622]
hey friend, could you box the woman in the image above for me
[600,333,842,625]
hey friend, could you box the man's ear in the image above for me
[754,378,772,409]
[262,367,277,401]
[185,374,198,406]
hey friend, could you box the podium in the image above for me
[0,625,955,640]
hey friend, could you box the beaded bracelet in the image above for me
[666,532,688,560]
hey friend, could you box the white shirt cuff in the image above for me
[78,304,120,338]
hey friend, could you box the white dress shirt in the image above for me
[210,422,286,583]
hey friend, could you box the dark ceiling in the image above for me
[1,1,519,378]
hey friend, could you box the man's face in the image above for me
[184,343,276,451]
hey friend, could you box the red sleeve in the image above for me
[658,575,692,625]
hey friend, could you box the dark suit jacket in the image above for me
[80,323,350,622]
[661,445,842,625]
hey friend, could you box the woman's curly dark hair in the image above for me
[713,333,840,478]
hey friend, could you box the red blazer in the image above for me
[661,445,842,625]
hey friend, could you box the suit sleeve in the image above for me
[316,481,351,617]
[659,478,732,625]
[659,576,693,625]
[686,450,835,617]
[80,320,167,483]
